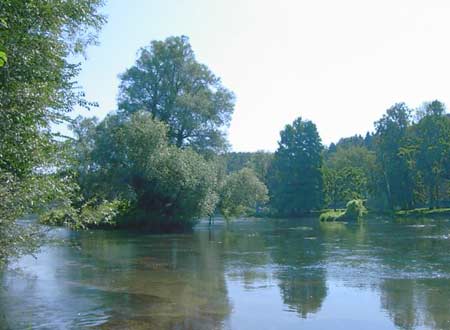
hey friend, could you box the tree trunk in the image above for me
[428,185,434,209]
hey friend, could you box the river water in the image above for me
[1,217,450,330]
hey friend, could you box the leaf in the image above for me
[0,18,7,28]
[0,51,6,67]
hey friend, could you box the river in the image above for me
[1,217,449,329]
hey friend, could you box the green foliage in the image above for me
[412,101,450,209]
[118,36,235,155]
[68,111,220,231]
[335,134,366,150]
[61,37,239,231]
[319,210,345,222]
[323,144,377,209]
[220,151,273,185]
[395,207,450,218]
[343,199,367,221]
[323,166,367,209]
[319,199,366,222]
[322,101,450,213]
[269,117,324,216]
[40,199,128,229]
[221,152,254,173]
[0,0,106,263]
[0,51,6,67]
[374,103,415,209]
[39,207,77,227]
[218,168,269,219]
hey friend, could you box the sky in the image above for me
[75,0,450,151]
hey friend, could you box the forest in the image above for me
[1,0,450,264]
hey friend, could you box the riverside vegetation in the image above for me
[1,0,450,265]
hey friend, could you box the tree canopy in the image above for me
[118,36,235,155]
[269,118,324,215]
[218,168,269,219]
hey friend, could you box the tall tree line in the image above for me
[269,101,450,216]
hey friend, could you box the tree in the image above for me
[0,0,106,263]
[221,152,255,174]
[247,151,274,185]
[218,168,268,219]
[118,36,235,155]
[69,111,220,231]
[324,145,377,202]
[413,101,450,208]
[68,116,100,201]
[269,118,323,215]
[374,103,415,209]
[335,134,365,149]
[323,166,366,210]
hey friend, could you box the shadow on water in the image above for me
[1,216,450,329]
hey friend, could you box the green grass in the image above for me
[395,207,450,217]
[319,210,345,222]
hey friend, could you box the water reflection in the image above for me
[1,228,232,330]
[268,224,327,318]
[380,279,450,330]
[0,217,449,329]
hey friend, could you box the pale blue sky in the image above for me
[76,0,450,151]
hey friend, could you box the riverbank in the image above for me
[395,207,450,218]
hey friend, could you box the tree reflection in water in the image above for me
[268,221,328,318]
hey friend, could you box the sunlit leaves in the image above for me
[0,0,106,263]
[118,36,235,155]
[0,51,6,67]
[218,168,268,219]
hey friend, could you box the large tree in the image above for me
[0,0,106,263]
[118,36,235,154]
[374,103,415,209]
[269,118,323,215]
[70,111,220,231]
[413,101,450,208]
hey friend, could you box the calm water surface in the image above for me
[1,217,450,330]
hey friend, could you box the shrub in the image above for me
[319,210,345,222]
[343,199,367,220]
[40,199,128,229]
[39,206,78,227]
[218,168,268,220]
[319,199,366,222]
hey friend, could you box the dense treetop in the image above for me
[118,36,235,155]
[269,118,324,216]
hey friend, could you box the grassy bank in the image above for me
[395,208,450,218]
[319,210,346,222]
[320,199,367,222]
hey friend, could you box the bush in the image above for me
[74,112,221,231]
[39,206,78,227]
[319,210,345,222]
[40,199,128,229]
[218,168,268,220]
[343,199,367,220]
[319,199,366,222]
